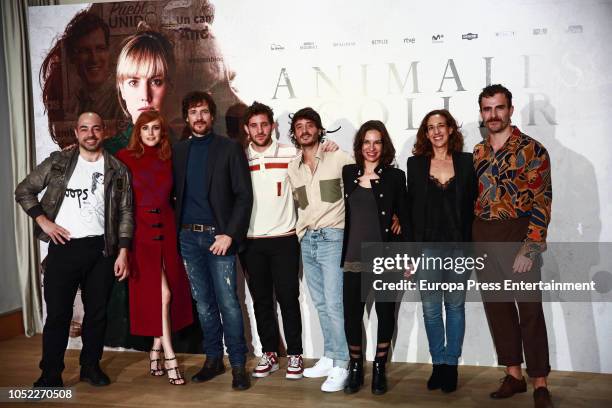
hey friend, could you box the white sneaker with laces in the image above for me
[303,356,333,378]
[252,352,279,378]
[286,355,304,379]
[321,366,349,392]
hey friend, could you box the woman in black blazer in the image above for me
[341,120,409,395]
[406,109,476,393]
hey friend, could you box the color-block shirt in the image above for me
[246,139,298,237]
[288,144,354,240]
[473,126,552,250]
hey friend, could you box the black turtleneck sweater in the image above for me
[181,133,216,226]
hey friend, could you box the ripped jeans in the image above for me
[179,229,247,366]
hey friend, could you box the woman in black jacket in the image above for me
[341,120,409,395]
[406,109,476,393]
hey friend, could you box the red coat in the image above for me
[117,146,193,336]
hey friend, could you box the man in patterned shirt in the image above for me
[472,84,553,408]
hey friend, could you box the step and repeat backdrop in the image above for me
[28,0,612,373]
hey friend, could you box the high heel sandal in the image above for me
[149,348,165,376]
[164,356,186,385]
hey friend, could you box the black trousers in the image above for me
[41,236,115,377]
[240,235,303,355]
[343,272,396,350]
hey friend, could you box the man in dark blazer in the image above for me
[172,91,253,391]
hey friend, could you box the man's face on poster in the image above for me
[186,101,214,135]
[72,27,110,88]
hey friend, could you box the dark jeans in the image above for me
[179,229,247,367]
[41,236,115,377]
[343,272,396,354]
[473,217,551,378]
[239,235,303,355]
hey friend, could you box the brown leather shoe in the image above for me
[490,374,527,398]
[533,387,554,408]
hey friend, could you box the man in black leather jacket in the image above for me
[15,112,133,388]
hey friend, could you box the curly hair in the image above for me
[353,120,396,168]
[180,91,217,138]
[288,107,325,148]
[412,109,464,157]
[243,101,274,125]
[478,84,513,109]
[127,110,172,161]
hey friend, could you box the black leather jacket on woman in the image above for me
[340,163,410,267]
[15,148,133,256]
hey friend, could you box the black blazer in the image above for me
[172,133,253,250]
[405,152,476,242]
[341,163,410,266]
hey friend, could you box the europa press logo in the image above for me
[270,43,284,51]
[533,28,548,35]
[462,32,478,40]
[432,34,444,43]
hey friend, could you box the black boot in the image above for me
[231,366,251,390]
[33,373,63,388]
[344,358,364,394]
[371,358,388,395]
[427,364,446,390]
[80,363,110,386]
[441,364,458,393]
[191,356,225,382]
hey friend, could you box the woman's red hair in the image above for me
[127,110,172,161]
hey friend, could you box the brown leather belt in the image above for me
[182,224,215,233]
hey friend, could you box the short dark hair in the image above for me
[181,91,217,120]
[243,101,274,125]
[413,109,464,157]
[289,107,325,148]
[478,84,513,109]
[353,120,396,168]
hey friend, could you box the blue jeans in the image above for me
[417,248,469,366]
[301,228,349,367]
[179,229,247,366]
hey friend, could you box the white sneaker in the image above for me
[321,366,349,392]
[252,352,279,378]
[303,356,333,378]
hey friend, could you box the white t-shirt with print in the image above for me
[54,155,105,238]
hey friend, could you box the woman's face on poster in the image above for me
[72,27,110,88]
[119,74,168,123]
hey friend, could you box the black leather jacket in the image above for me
[15,148,133,256]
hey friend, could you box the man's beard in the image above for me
[80,138,102,152]
[251,133,272,147]
[190,121,210,135]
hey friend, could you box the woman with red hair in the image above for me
[117,110,192,385]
